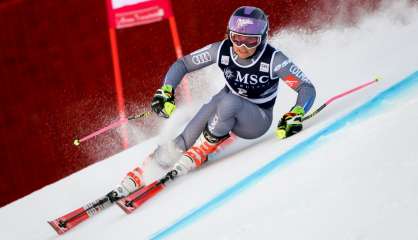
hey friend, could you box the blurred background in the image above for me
[0,0,386,207]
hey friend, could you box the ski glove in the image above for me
[151,84,176,118]
[276,105,305,139]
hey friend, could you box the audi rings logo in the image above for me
[192,52,211,65]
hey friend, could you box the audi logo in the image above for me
[192,52,212,65]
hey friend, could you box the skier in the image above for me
[119,6,316,195]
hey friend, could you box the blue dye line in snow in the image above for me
[151,71,418,240]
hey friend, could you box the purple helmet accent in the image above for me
[227,6,269,45]
[228,17,267,35]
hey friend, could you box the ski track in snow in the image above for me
[1,2,418,240]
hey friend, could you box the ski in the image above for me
[48,170,178,234]
[48,188,124,235]
[117,170,177,214]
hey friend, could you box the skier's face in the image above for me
[230,32,259,59]
[232,44,257,59]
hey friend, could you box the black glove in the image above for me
[151,84,176,118]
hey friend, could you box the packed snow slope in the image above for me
[1,2,418,239]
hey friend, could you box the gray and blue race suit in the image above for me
[163,40,316,151]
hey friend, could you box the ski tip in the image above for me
[48,220,66,235]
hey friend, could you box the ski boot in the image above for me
[173,127,229,175]
[118,167,145,197]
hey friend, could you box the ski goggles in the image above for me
[229,31,262,49]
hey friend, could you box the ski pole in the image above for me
[73,111,152,146]
[302,77,380,122]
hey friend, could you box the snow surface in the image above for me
[1,2,418,239]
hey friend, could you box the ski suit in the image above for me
[164,39,316,152]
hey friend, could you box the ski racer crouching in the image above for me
[120,6,316,195]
